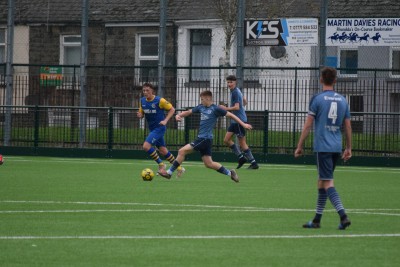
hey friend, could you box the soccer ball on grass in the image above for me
[141,168,155,181]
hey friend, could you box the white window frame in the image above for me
[390,46,400,78]
[59,35,81,89]
[0,28,5,63]
[189,29,212,81]
[135,33,159,84]
[338,47,358,77]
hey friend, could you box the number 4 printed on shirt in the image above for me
[328,102,338,124]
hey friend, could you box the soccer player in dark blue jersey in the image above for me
[137,83,184,177]
[295,67,352,230]
[219,75,259,169]
[159,90,252,183]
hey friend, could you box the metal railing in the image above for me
[1,105,399,157]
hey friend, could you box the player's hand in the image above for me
[244,123,252,130]
[175,114,183,122]
[294,148,303,158]
[159,120,167,126]
[342,148,352,162]
[137,111,143,118]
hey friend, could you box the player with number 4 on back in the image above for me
[295,67,352,230]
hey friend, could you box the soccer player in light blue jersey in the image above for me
[137,83,184,177]
[295,67,352,230]
[159,90,253,183]
[219,75,259,169]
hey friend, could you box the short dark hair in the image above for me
[200,90,212,97]
[226,75,237,81]
[320,67,337,86]
[142,82,156,90]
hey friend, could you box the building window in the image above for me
[190,29,211,81]
[60,35,81,81]
[347,94,364,132]
[138,34,158,83]
[391,47,400,76]
[0,28,5,75]
[349,95,364,113]
[339,48,358,76]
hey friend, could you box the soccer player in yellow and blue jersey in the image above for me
[137,83,184,177]
[295,67,352,230]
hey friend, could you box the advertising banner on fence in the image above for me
[326,18,400,46]
[40,66,62,86]
[245,18,318,46]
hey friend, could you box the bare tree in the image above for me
[212,0,238,66]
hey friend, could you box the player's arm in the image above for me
[175,109,193,122]
[220,102,240,111]
[342,118,352,161]
[243,95,248,106]
[294,115,314,158]
[137,103,144,118]
[226,111,252,130]
[159,98,175,126]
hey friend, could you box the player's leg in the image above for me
[303,180,327,229]
[226,124,247,169]
[201,145,239,183]
[238,136,259,169]
[159,143,193,179]
[144,128,166,173]
[321,153,351,229]
[304,152,350,229]
[158,143,185,178]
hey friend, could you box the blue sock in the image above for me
[168,160,181,174]
[313,188,327,223]
[230,144,242,157]
[327,187,346,218]
[244,149,256,165]
[217,166,230,176]
[147,147,162,164]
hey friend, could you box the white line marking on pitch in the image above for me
[0,234,399,240]
[1,200,399,216]
[1,209,399,216]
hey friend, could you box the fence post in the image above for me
[184,110,189,145]
[34,105,39,149]
[372,69,377,152]
[263,110,269,163]
[107,107,114,152]
[292,68,298,149]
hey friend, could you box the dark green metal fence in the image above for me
[1,105,399,158]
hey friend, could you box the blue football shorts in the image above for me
[315,152,340,180]
[190,138,213,156]
[227,123,246,138]
[145,126,166,148]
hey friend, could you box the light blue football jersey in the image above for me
[308,90,350,152]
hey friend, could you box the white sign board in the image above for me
[245,18,318,46]
[326,18,400,46]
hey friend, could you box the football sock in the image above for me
[327,187,346,217]
[243,149,256,164]
[217,166,230,176]
[313,188,327,223]
[169,160,181,173]
[147,147,162,164]
[230,144,242,157]
[164,152,176,164]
